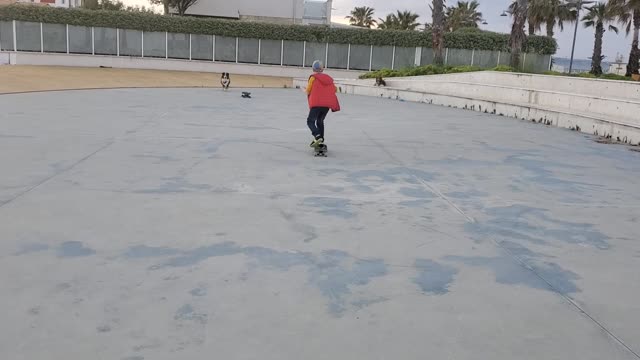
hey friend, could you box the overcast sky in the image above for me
[123,0,634,60]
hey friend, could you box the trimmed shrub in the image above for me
[493,65,515,72]
[359,65,484,79]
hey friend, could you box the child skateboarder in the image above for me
[305,60,340,148]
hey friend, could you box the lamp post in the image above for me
[567,0,594,73]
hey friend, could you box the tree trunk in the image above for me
[590,23,604,76]
[163,0,169,15]
[510,0,528,69]
[546,19,555,38]
[432,0,445,66]
[626,9,640,76]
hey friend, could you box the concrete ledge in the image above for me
[294,77,640,145]
[379,71,640,101]
[3,51,365,79]
[364,80,640,126]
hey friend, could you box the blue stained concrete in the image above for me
[399,187,434,199]
[468,205,610,250]
[174,304,208,324]
[413,259,458,295]
[1,88,640,359]
[399,199,432,208]
[15,243,49,255]
[445,255,580,295]
[189,287,207,297]
[130,242,387,316]
[57,241,96,258]
[302,197,355,219]
[125,245,182,258]
[135,176,212,194]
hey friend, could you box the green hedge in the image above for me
[543,70,635,81]
[0,5,557,54]
[359,65,485,79]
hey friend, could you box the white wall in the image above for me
[16,0,72,8]
[186,0,305,22]
[385,71,640,101]
[368,75,640,127]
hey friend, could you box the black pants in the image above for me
[307,107,329,139]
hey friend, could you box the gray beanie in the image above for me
[312,60,324,72]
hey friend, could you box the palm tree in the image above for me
[618,0,640,75]
[396,10,422,30]
[445,1,485,32]
[509,1,536,35]
[510,0,529,68]
[583,2,621,75]
[432,0,446,65]
[378,14,400,30]
[528,0,548,36]
[346,6,377,28]
[378,10,421,30]
[526,0,577,37]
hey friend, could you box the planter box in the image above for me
[632,73,640,81]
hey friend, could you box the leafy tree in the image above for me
[149,0,198,16]
[84,0,156,12]
[172,0,199,16]
[149,0,170,15]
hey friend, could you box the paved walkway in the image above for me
[1,88,639,360]
[0,66,292,94]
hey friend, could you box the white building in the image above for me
[14,0,81,8]
[608,53,627,76]
[184,0,332,26]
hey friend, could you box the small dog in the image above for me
[375,76,387,87]
[220,72,231,91]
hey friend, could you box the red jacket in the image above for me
[307,73,340,111]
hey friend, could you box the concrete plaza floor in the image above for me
[1,88,639,360]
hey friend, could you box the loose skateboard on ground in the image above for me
[314,143,328,157]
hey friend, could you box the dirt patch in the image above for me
[0,66,292,94]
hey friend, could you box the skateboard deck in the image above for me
[314,144,328,157]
